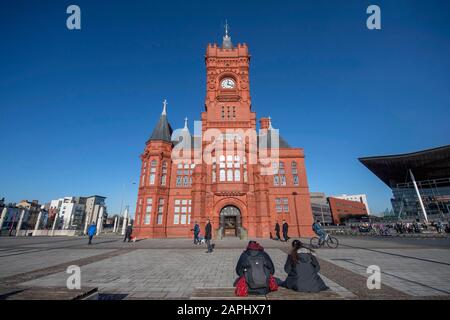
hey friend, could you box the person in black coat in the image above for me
[234,241,275,295]
[275,222,281,240]
[205,219,213,253]
[282,220,289,242]
[279,240,328,293]
[124,224,133,242]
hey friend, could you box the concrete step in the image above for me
[189,287,342,300]
[0,286,98,300]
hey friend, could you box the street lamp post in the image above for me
[119,181,136,222]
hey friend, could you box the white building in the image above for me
[333,194,371,215]
[49,195,107,232]
[58,198,86,230]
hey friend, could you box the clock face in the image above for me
[221,78,235,89]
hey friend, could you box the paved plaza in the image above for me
[0,235,449,299]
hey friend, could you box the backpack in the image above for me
[245,254,268,289]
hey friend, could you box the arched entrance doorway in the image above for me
[220,206,241,237]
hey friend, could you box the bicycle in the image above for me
[310,233,339,249]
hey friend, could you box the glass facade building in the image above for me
[391,178,450,220]
[359,145,450,221]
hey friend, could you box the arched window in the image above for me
[149,160,157,185]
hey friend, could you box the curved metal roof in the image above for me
[358,145,450,187]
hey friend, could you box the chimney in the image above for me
[259,117,270,130]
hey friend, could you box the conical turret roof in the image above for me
[148,99,173,143]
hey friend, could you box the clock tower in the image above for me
[202,23,256,133]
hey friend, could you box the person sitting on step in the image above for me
[278,239,329,293]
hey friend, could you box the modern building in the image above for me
[84,195,107,226]
[332,194,371,215]
[57,197,86,229]
[0,205,23,232]
[328,197,369,225]
[359,145,450,222]
[16,200,42,229]
[133,26,314,239]
[309,192,333,225]
[49,195,107,231]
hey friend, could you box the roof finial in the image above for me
[225,19,229,37]
[222,19,233,49]
[162,99,167,115]
[268,116,273,130]
[183,117,188,130]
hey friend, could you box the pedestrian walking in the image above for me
[205,219,213,253]
[191,221,200,244]
[87,223,96,245]
[282,220,289,242]
[124,224,133,242]
[275,221,281,240]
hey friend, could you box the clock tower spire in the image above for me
[203,26,255,131]
[222,20,232,49]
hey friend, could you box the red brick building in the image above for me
[133,28,314,239]
[328,197,368,225]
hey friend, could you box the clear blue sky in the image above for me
[1,0,449,216]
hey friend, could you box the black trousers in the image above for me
[88,235,93,244]
[283,232,289,241]
[206,239,213,252]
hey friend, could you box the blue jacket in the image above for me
[312,222,322,234]
[88,224,97,236]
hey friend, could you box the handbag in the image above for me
[235,276,248,297]
[268,274,278,292]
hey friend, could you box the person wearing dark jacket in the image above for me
[205,219,213,253]
[234,241,275,295]
[279,240,328,293]
[275,222,281,240]
[124,224,133,242]
[191,221,200,244]
[282,220,289,242]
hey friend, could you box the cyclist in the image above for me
[312,220,327,245]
